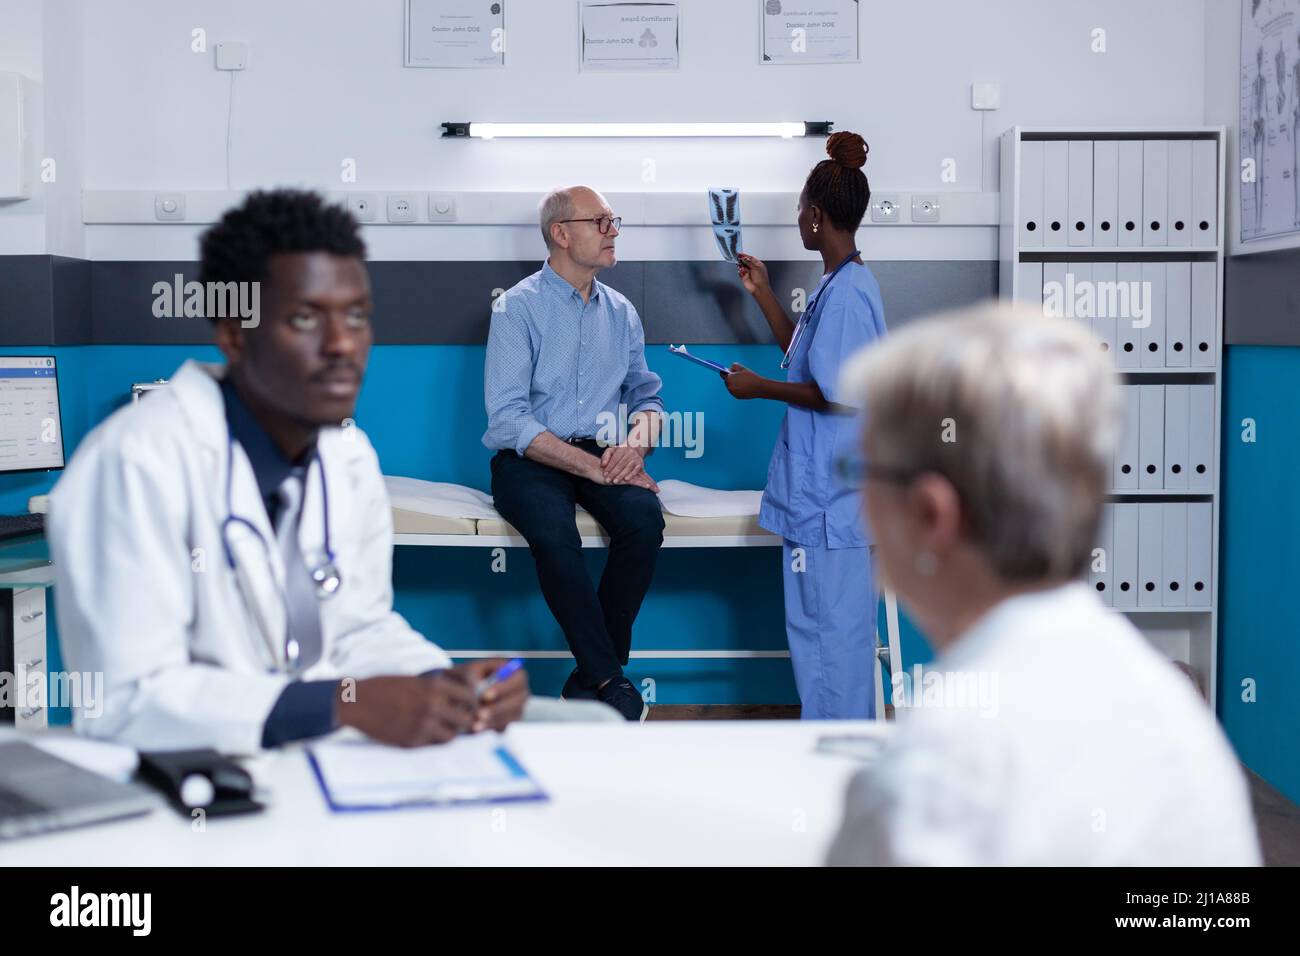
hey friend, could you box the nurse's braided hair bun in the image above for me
[826,131,868,170]
[804,131,871,232]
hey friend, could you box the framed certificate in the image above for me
[405,0,506,69]
[760,0,861,66]
[579,2,681,72]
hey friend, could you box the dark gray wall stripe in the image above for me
[1225,247,1300,347]
[51,256,91,345]
[0,255,55,345]
[5,256,997,346]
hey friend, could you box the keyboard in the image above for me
[0,513,44,542]
[0,786,46,817]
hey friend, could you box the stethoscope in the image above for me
[781,249,862,370]
[220,436,342,672]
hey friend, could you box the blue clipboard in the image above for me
[668,344,730,375]
[306,741,548,813]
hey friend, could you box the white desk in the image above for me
[5,721,883,866]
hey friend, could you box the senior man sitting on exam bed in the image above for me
[48,189,533,754]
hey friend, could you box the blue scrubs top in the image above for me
[758,261,887,549]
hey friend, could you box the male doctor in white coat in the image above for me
[49,189,528,754]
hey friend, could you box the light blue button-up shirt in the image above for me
[483,261,664,455]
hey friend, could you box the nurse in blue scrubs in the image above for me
[723,131,886,719]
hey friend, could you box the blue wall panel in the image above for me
[4,343,929,719]
[1220,345,1300,803]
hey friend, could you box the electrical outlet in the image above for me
[870,194,902,224]
[911,195,941,223]
[428,193,457,222]
[154,193,186,221]
[386,194,418,223]
[347,193,378,222]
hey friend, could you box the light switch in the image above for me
[216,42,248,71]
[971,82,1000,110]
[154,193,186,221]
[428,194,457,222]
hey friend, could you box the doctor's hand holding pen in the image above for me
[332,659,529,747]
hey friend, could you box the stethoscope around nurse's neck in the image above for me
[781,249,861,370]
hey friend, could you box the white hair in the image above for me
[538,187,577,250]
[840,301,1122,582]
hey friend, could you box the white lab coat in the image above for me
[827,583,1261,866]
[48,361,451,754]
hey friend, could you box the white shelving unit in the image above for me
[999,126,1226,708]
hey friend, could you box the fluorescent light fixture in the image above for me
[442,121,833,140]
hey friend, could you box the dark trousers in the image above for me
[490,444,664,687]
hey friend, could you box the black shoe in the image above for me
[560,667,600,702]
[599,678,649,723]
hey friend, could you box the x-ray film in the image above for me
[708,187,742,262]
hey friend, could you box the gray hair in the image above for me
[840,302,1122,582]
[539,187,577,250]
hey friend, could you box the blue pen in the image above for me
[475,657,524,699]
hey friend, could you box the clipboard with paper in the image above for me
[667,344,730,375]
[307,732,547,812]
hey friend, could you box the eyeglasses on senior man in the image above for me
[558,216,623,234]
[834,454,928,487]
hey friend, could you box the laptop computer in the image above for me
[0,741,157,840]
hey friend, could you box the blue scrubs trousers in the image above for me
[781,540,877,719]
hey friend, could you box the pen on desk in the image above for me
[475,657,524,700]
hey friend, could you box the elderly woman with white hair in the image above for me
[826,303,1259,866]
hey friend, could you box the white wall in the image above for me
[0,0,46,253]
[41,0,85,258]
[13,0,1214,260]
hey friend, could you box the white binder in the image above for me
[1164,261,1191,367]
[1191,261,1217,366]
[1091,261,1118,357]
[1163,383,1189,490]
[1142,139,1169,246]
[1161,502,1188,607]
[1139,383,1165,489]
[1191,138,1218,248]
[1166,140,1193,244]
[1115,262,1143,367]
[1118,140,1144,247]
[1189,384,1215,490]
[1017,261,1043,312]
[1043,140,1069,248]
[1090,503,1114,605]
[1066,261,1092,327]
[1113,503,1139,608]
[1020,140,1045,248]
[1114,384,1140,490]
[1137,502,1163,607]
[1042,262,1068,318]
[1140,261,1166,368]
[1068,140,1094,246]
[1092,140,1119,247]
[1187,501,1213,607]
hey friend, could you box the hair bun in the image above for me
[826,131,868,170]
